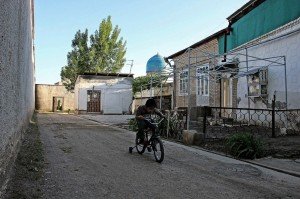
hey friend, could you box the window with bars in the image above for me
[197,65,209,96]
[179,70,188,94]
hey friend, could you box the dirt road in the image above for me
[38,113,300,199]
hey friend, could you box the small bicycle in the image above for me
[129,117,165,163]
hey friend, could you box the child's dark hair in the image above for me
[145,98,156,108]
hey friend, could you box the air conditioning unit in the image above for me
[248,68,268,97]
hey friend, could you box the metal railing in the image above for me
[158,108,187,142]
[200,106,300,140]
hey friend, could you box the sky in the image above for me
[35,0,249,84]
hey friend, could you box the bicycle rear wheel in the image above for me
[152,138,164,163]
[135,137,145,154]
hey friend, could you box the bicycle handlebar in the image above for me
[144,117,165,126]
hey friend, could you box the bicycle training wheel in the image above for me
[135,137,145,154]
[152,138,164,163]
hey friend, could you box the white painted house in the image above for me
[217,0,300,109]
[232,18,300,109]
[74,73,133,114]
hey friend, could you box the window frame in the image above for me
[179,69,189,95]
[196,64,209,96]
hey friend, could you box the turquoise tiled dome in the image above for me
[146,53,165,74]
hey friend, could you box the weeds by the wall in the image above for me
[226,133,264,159]
[5,114,44,199]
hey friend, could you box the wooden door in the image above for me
[221,79,232,117]
[87,90,101,112]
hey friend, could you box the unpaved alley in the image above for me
[39,113,300,199]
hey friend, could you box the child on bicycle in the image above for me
[135,98,165,143]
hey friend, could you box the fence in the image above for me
[201,106,300,140]
[158,108,187,142]
[158,105,300,142]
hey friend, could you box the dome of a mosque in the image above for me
[146,53,166,74]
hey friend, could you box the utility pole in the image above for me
[126,60,134,74]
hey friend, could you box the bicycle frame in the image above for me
[129,117,165,163]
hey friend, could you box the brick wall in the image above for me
[232,78,238,108]
[172,38,220,108]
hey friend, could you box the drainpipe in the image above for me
[222,26,232,62]
[220,25,232,114]
[219,78,222,109]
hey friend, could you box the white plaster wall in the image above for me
[75,77,132,114]
[230,18,300,109]
[0,0,35,193]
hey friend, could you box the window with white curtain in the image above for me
[179,69,188,94]
[197,64,209,96]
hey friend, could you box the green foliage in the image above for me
[61,16,127,91]
[128,118,138,132]
[61,29,90,90]
[90,16,126,73]
[132,74,168,94]
[226,133,264,159]
[157,116,183,139]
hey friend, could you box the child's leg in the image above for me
[136,120,146,141]
[144,119,156,134]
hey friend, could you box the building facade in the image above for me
[0,0,35,194]
[218,0,300,109]
[74,73,133,114]
[167,29,226,110]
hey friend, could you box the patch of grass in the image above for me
[5,113,44,199]
[226,133,264,159]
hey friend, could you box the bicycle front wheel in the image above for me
[152,138,164,163]
[135,137,145,154]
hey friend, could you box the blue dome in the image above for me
[146,53,166,74]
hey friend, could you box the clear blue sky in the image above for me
[35,0,249,84]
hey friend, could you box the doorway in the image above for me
[221,79,232,117]
[53,97,64,112]
[222,79,232,107]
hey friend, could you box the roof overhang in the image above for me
[236,68,261,78]
[82,72,134,78]
[227,0,266,24]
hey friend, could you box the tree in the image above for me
[132,74,168,94]
[61,29,90,90]
[60,16,127,90]
[90,16,126,73]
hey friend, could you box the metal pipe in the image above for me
[140,86,143,106]
[246,48,251,123]
[187,48,191,131]
[166,110,170,139]
[284,56,288,109]
[160,82,163,109]
[150,74,153,98]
